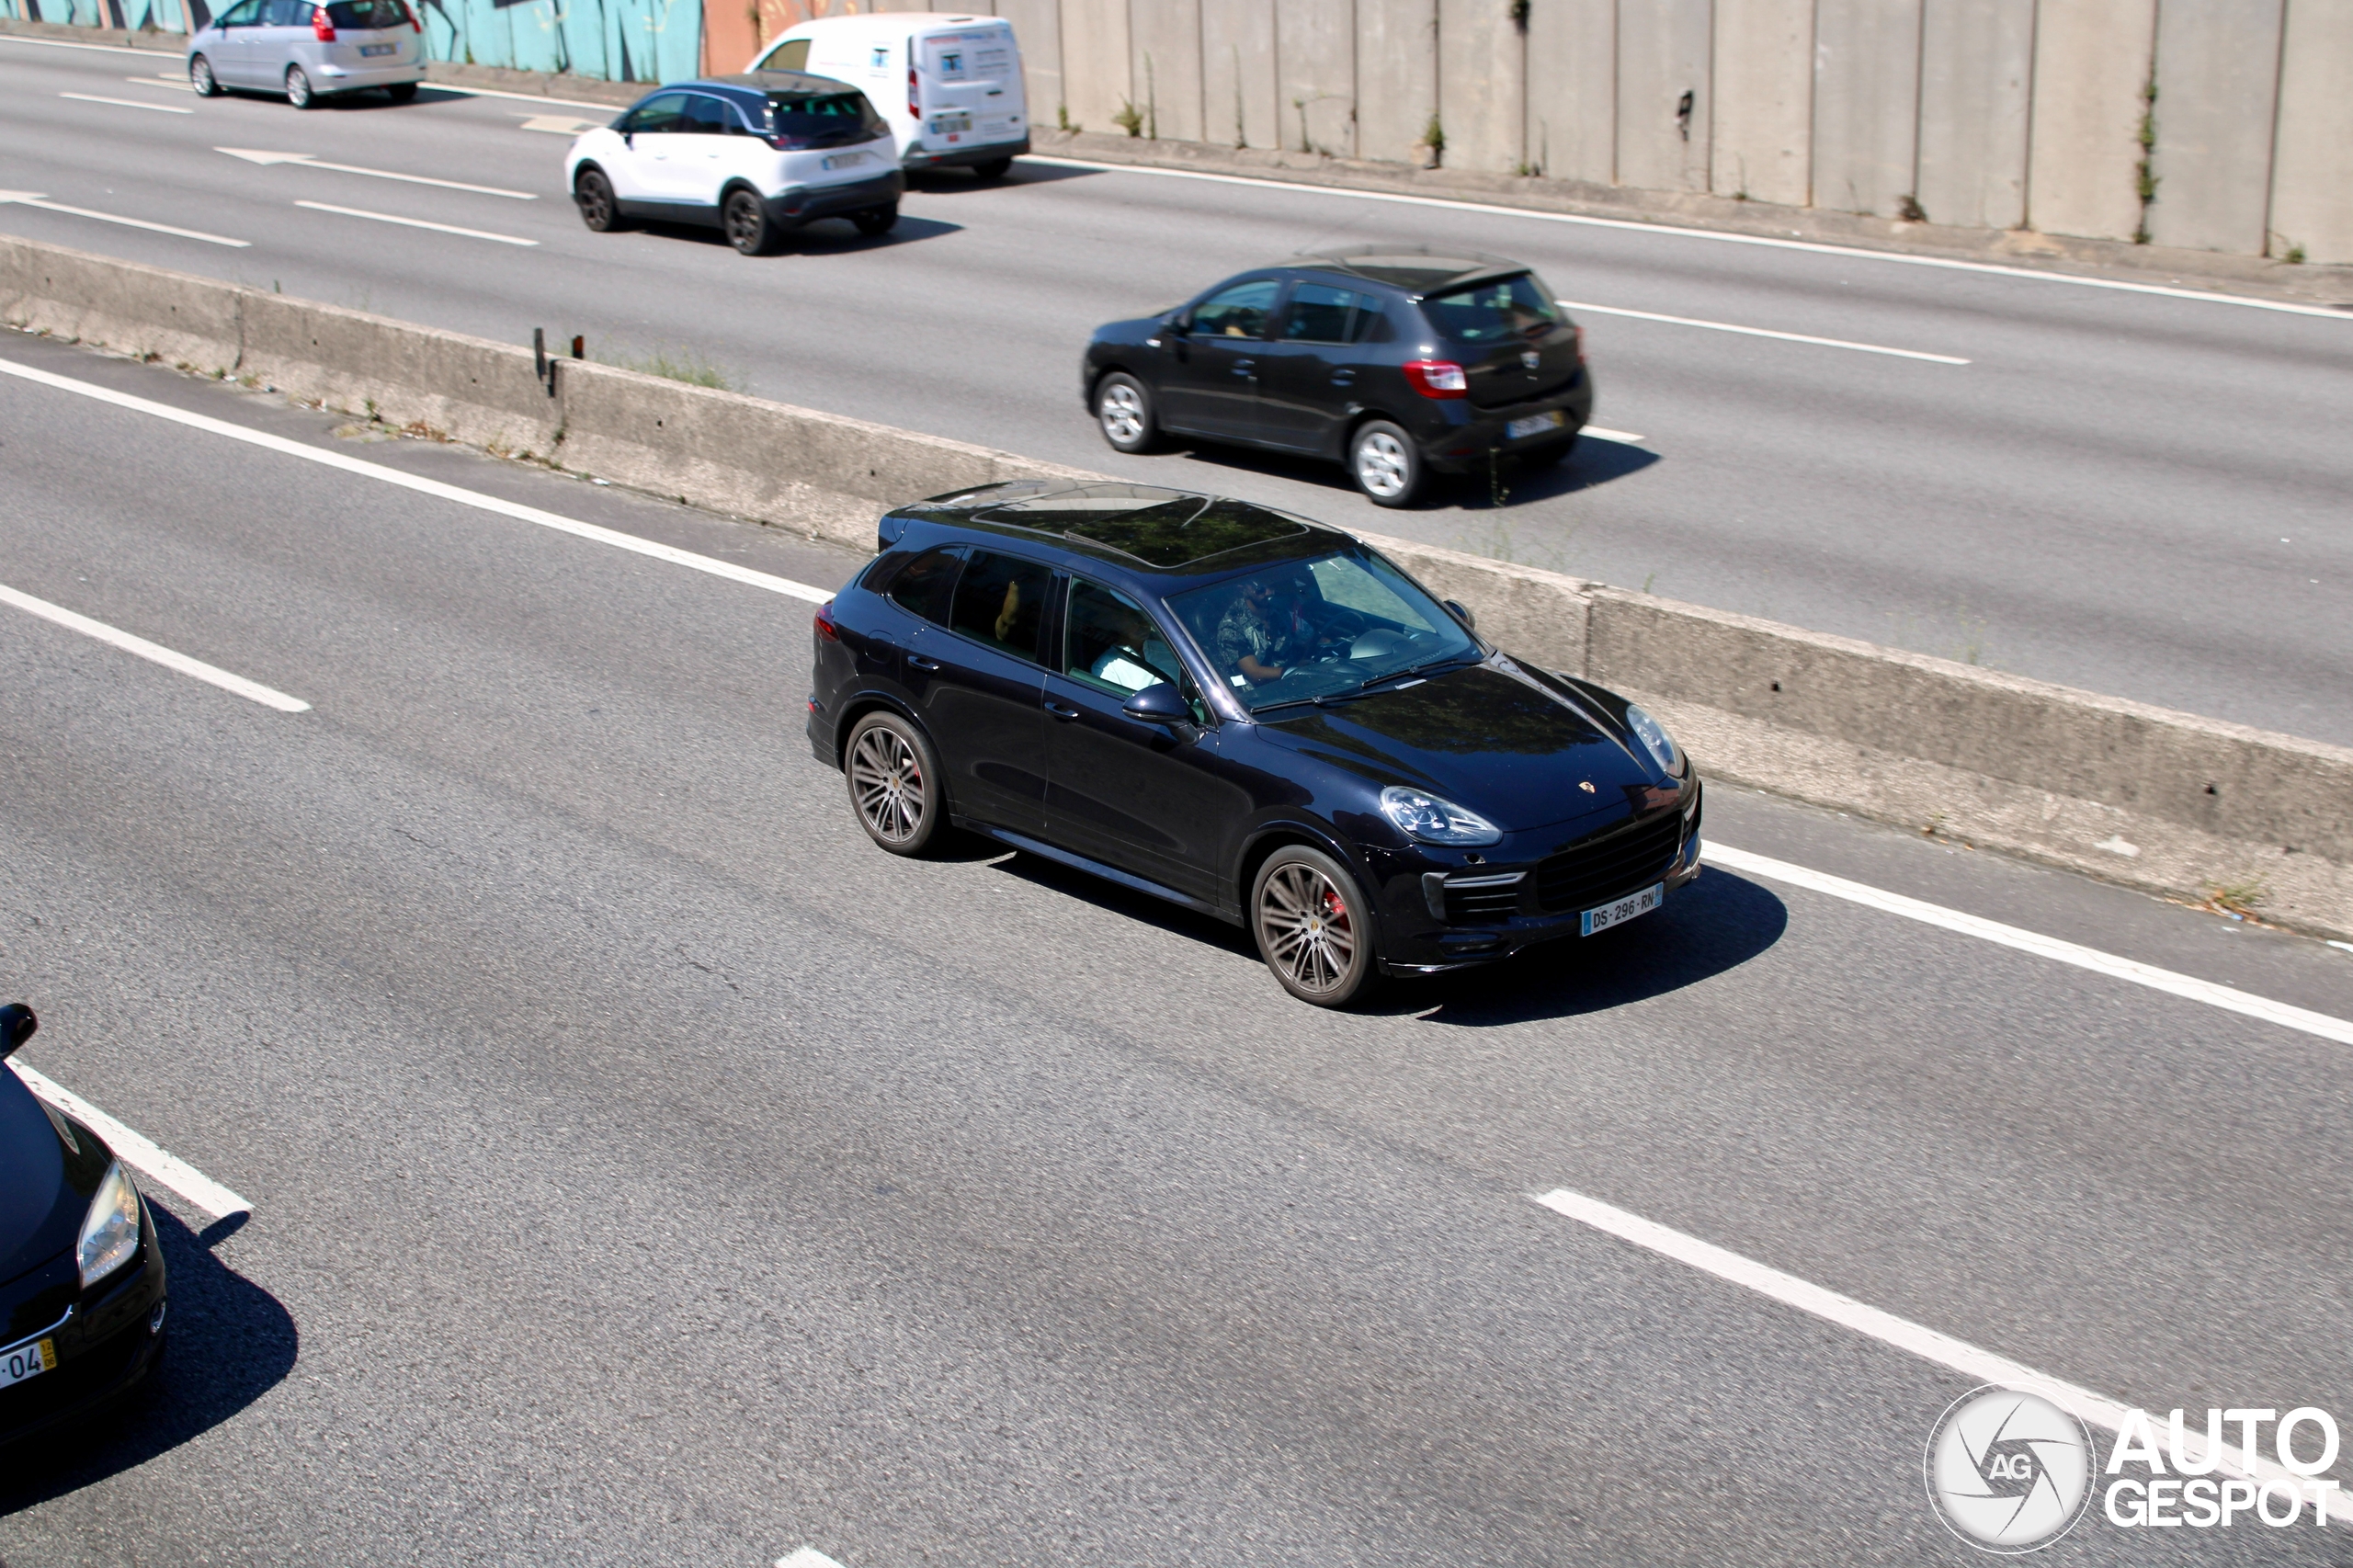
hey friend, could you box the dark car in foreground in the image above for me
[0,1005,167,1446]
[806,483,1700,1006]
[1081,247,1596,507]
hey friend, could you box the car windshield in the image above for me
[324,0,408,26]
[1167,548,1482,713]
[763,89,888,148]
[1422,273,1559,344]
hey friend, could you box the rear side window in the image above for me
[763,89,889,149]
[949,551,1053,663]
[1282,282,1365,345]
[886,546,961,625]
[1421,273,1560,345]
[625,94,689,135]
[324,0,407,27]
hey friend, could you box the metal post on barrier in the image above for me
[532,327,556,397]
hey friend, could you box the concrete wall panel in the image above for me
[1616,0,1712,190]
[1438,0,1524,172]
[1130,0,1205,144]
[2146,0,2285,254]
[1523,0,1617,183]
[1201,0,1279,148]
[990,0,1064,133]
[2268,0,2353,263]
[1059,0,1132,136]
[1709,0,1812,205]
[1811,0,1921,216]
[2026,0,2156,241]
[1356,0,1437,164]
[1276,0,1357,154]
[1915,0,2033,229]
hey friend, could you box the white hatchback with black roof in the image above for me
[567,72,905,256]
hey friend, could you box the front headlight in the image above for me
[1624,704,1684,776]
[1380,785,1502,846]
[77,1160,142,1290]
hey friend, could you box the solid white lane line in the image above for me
[1582,425,1645,444]
[0,190,249,247]
[775,1550,849,1568]
[13,1062,252,1220]
[517,113,606,136]
[0,357,835,605]
[0,33,163,57]
[59,90,192,114]
[1527,1187,2311,1494]
[1024,156,2353,322]
[218,147,536,199]
[293,199,538,244]
[0,581,312,711]
[1557,299,1968,363]
[1703,842,2353,1048]
[128,74,194,91]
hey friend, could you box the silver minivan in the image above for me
[186,0,426,108]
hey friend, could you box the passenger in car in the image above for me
[1088,602,1176,692]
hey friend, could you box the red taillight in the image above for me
[908,63,920,119]
[1402,359,1468,399]
[813,600,839,642]
[408,0,421,31]
[311,6,335,40]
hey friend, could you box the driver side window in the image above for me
[624,94,689,135]
[218,0,263,23]
[1189,278,1278,340]
[1064,579,1183,696]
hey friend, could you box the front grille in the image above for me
[1536,811,1684,915]
[1442,874,1524,924]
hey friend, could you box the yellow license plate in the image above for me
[0,1337,57,1389]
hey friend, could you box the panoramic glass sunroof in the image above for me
[978,485,1311,568]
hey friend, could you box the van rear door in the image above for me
[915,24,1022,149]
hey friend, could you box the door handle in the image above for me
[1043,699,1079,720]
[1232,358,1256,375]
[1330,369,1355,385]
[906,653,940,671]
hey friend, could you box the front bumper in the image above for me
[1418,369,1597,472]
[904,133,1029,170]
[765,169,906,228]
[0,1206,168,1448]
[1370,778,1702,974]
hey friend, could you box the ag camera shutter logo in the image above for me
[1925,1386,2095,1553]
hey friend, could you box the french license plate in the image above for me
[821,151,868,170]
[0,1338,56,1390]
[1581,881,1662,936]
[934,115,972,134]
[359,42,396,55]
[1506,410,1564,441]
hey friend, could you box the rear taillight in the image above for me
[312,7,335,40]
[1402,359,1468,399]
[908,63,920,119]
[814,600,839,642]
[408,0,421,30]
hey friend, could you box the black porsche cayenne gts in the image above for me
[807,483,1701,1006]
[1081,246,1595,507]
[0,1004,168,1444]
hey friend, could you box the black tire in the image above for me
[382,81,418,104]
[851,202,899,236]
[1093,371,1158,454]
[1348,418,1424,507]
[972,156,1014,181]
[285,65,316,108]
[574,168,625,233]
[844,711,945,857]
[1251,845,1378,1007]
[1522,433,1579,468]
[188,55,221,97]
[723,188,780,256]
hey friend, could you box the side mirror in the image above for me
[1444,598,1477,631]
[0,1003,36,1060]
[1121,682,1190,724]
[1167,312,1192,335]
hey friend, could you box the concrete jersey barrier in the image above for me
[6,233,2347,939]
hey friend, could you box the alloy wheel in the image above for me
[286,66,313,108]
[190,57,217,96]
[1099,382,1145,445]
[576,173,614,231]
[849,725,926,846]
[1354,430,1409,498]
[1257,861,1358,996]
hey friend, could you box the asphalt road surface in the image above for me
[5,34,2351,749]
[2,331,2350,1564]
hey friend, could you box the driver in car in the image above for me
[1215,574,1319,685]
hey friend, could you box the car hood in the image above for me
[0,1072,92,1290]
[1258,659,1660,832]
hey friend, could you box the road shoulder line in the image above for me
[12,1062,251,1220]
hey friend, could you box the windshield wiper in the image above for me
[1354,651,1481,694]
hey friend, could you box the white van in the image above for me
[749,13,1028,178]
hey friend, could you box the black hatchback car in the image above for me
[807,483,1700,1006]
[0,1005,167,1445]
[1081,247,1595,508]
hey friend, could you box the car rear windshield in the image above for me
[763,90,888,148]
[324,0,408,28]
[1421,273,1559,345]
